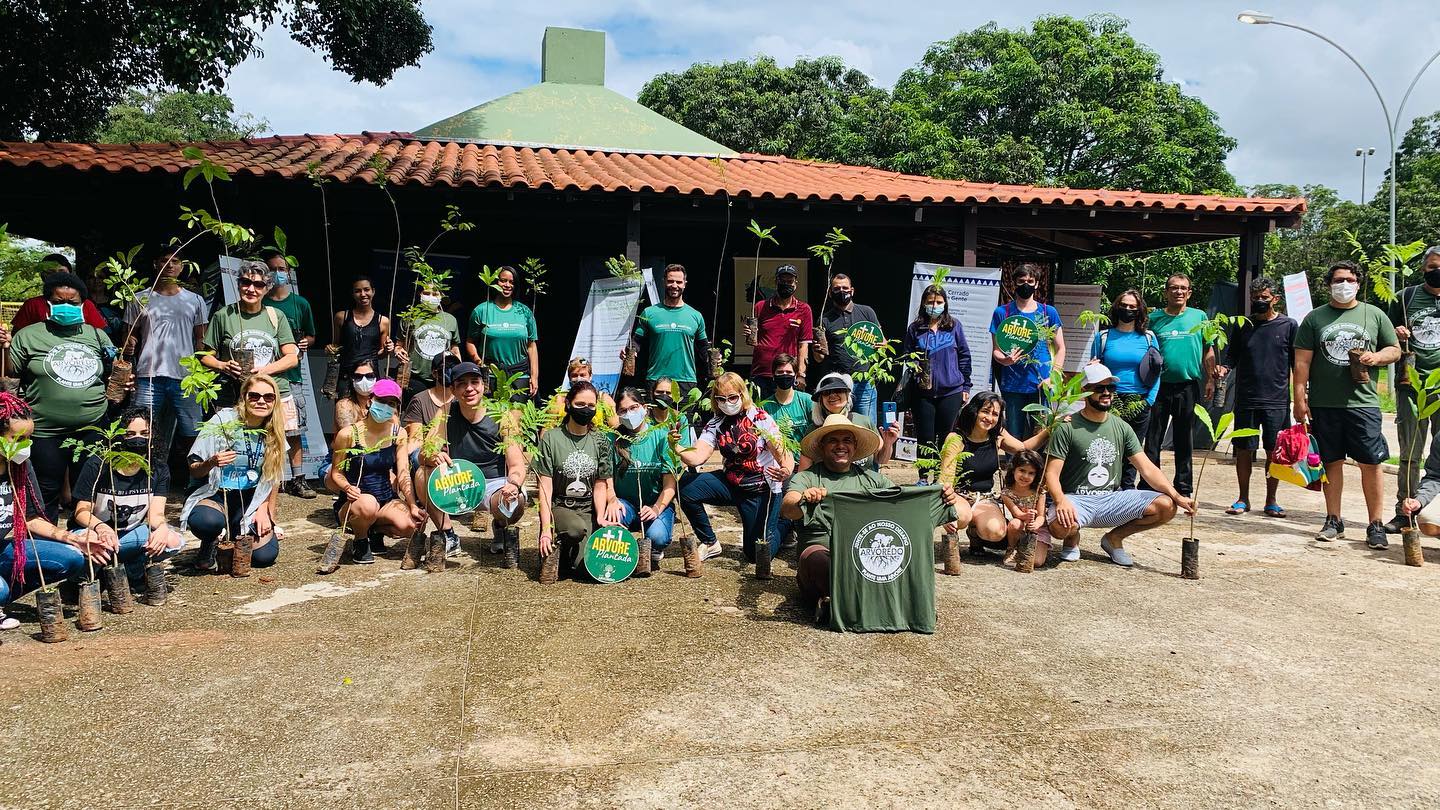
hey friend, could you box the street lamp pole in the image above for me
[1356,147,1375,203]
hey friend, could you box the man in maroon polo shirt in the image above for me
[746,264,813,400]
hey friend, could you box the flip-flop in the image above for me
[1263,504,1286,518]
[1226,501,1249,515]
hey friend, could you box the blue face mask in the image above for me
[48,302,84,326]
[925,304,946,318]
[368,401,395,423]
[273,270,290,287]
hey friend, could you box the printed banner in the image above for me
[908,263,1002,393]
[561,268,651,394]
[732,257,810,366]
[1284,272,1314,322]
[1052,284,1104,372]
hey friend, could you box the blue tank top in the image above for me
[341,425,399,502]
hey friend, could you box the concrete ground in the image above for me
[3,457,1439,810]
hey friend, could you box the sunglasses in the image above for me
[716,394,742,405]
[353,373,376,381]
[245,391,277,403]
[1088,384,1117,394]
[238,277,269,290]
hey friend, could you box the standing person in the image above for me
[1293,260,1401,548]
[1386,245,1440,533]
[181,374,288,571]
[672,372,792,563]
[200,261,299,410]
[745,264,813,400]
[990,264,1064,441]
[7,272,116,521]
[464,265,539,402]
[262,250,319,499]
[812,274,881,423]
[330,276,398,398]
[1088,289,1161,489]
[534,381,617,581]
[8,254,108,332]
[1217,277,1297,518]
[404,280,461,397]
[1144,273,1215,498]
[546,358,619,429]
[323,378,422,567]
[82,267,125,345]
[632,263,709,400]
[126,246,208,464]
[902,284,972,468]
[609,387,680,571]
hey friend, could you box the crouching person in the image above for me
[535,381,617,583]
[782,415,959,624]
[1043,364,1195,568]
[182,375,287,572]
[414,363,528,570]
[609,387,679,573]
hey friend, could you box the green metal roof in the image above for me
[415,27,736,156]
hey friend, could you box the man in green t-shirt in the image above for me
[1044,363,1194,568]
[1385,245,1440,532]
[405,281,461,395]
[201,261,299,409]
[1143,273,1215,497]
[1294,260,1401,548]
[631,264,710,399]
[263,249,319,499]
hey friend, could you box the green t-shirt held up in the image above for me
[1045,411,1144,495]
[468,300,536,370]
[633,302,707,383]
[1295,301,1398,409]
[1148,307,1210,383]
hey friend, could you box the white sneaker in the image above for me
[698,540,722,561]
[0,613,19,631]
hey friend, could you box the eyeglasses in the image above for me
[1088,384,1117,394]
[245,391,277,403]
[238,277,269,290]
[1167,285,1191,293]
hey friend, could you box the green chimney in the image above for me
[541,27,605,85]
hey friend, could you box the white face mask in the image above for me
[8,446,30,465]
[1331,281,1359,304]
[420,293,442,309]
[620,408,646,430]
[353,378,376,395]
[718,399,743,417]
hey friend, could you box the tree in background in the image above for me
[96,90,269,144]
[0,1,433,141]
[0,227,62,302]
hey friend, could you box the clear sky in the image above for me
[224,0,1440,201]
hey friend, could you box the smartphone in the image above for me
[881,401,898,428]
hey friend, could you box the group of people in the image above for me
[0,242,1434,633]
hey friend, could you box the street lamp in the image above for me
[1356,146,1376,203]
[1238,10,1440,283]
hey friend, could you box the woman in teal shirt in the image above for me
[1088,288,1162,489]
[464,265,538,402]
[609,387,679,572]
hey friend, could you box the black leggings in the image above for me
[913,391,968,461]
[30,433,87,523]
[190,488,280,567]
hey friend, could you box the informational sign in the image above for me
[732,257,810,366]
[1284,272,1314,322]
[426,459,487,515]
[908,264,1002,393]
[844,321,886,362]
[560,268,651,394]
[583,525,640,583]
[1052,284,1104,372]
[993,315,1041,355]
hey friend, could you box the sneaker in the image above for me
[780,528,797,552]
[369,533,388,554]
[286,478,318,499]
[446,530,462,558]
[1382,514,1408,535]
[698,540,723,561]
[1316,515,1344,542]
[1059,534,1081,563]
[1366,520,1389,550]
[814,596,832,626]
[651,553,663,572]
[352,537,375,564]
[1099,535,1134,568]
[0,613,18,631]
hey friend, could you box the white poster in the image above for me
[1052,283,1104,372]
[731,257,810,366]
[1284,271,1313,322]
[561,271,648,394]
[908,263,1003,393]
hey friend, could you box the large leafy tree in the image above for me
[0,1,433,141]
[97,89,269,144]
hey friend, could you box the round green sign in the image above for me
[994,314,1040,354]
[583,526,640,583]
[426,459,487,515]
[844,320,886,362]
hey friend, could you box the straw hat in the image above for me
[801,413,882,462]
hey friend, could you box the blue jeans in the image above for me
[0,536,88,604]
[615,499,676,551]
[1002,390,1041,441]
[679,471,782,561]
[135,376,203,454]
[116,525,183,584]
[851,379,877,424]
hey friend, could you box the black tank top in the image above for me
[339,309,381,371]
[955,433,1000,494]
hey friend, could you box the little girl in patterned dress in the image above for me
[999,450,1050,566]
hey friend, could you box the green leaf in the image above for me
[1215,411,1234,438]
[1192,405,1215,443]
[1225,428,1261,441]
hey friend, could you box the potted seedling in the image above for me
[317,435,393,575]
[743,220,778,346]
[1011,365,1092,572]
[806,228,851,359]
[182,353,258,574]
[63,419,151,613]
[1188,406,1261,579]
[1400,365,1440,566]
[931,434,971,575]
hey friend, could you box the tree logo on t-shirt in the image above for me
[1412,313,1440,351]
[230,330,277,368]
[560,450,598,498]
[413,322,450,359]
[851,519,912,584]
[43,342,101,388]
[1319,321,1368,366]
[1083,436,1118,492]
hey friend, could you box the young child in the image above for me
[999,450,1049,566]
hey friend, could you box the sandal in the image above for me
[1226,501,1249,515]
[1263,504,1286,518]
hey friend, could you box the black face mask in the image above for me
[1115,308,1139,323]
[1426,269,1440,288]
[568,405,596,425]
[774,374,795,390]
[830,290,852,305]
[776,281,796,297]
[1015,283,1036,299]
[1251,299,1272,314]
[122,437,149,455]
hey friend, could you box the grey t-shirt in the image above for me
[127,288,209,379]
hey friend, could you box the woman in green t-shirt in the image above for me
[609,387,679,572]
[464,266,539,403]
[534,381,618,583]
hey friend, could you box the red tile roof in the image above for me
[0,132,1305,214]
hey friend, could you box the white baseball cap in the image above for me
[1082,363,1119,388]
